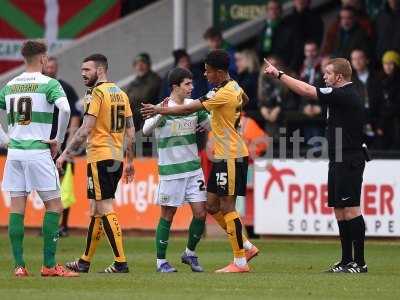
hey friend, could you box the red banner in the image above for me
[0,0,121,74]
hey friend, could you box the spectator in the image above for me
[299,41,324,143]
[43,56,81,237]
[234,50,260,114]
[125,53,162,132]
[283,0,324,70]
[375,0,400,60]
[322,6,370,59]
[258,56,299,139]
[160,49,207,99]
[375,50,400,150]
[341,0,374,37]
[203,27,237,77]
[350,48,383,146]
[299,40,323,85]
[257,0,291,63]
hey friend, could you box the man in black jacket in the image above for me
[283,0,324,70]
[350,48,383,146]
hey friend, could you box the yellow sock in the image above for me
[212,211,249,244]
[102,213,127,263]
[224,211,245,258]
[81,216,103,262]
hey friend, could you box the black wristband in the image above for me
[277,70,285,79]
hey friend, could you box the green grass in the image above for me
[0,234,399,300]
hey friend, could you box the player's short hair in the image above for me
[21,40,47,63]
[168,67,193,88]
[327,58,352,81]
[203,27,222,40]
[83,53,108,71]
[205,49,230,71]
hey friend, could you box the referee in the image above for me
[264,58,368,273]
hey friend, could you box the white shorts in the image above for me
[155,173,207,207]
[2,153,60,193]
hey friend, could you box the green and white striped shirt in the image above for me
[0,72,66,160]
[153,98,209,180]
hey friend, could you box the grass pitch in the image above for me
[0,234,399,300]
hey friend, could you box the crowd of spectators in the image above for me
[125,0,400,155]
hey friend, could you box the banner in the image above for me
[213,0,290,30]
[254,159,400,236]
[0,156,192,230]
[0,0,121,74]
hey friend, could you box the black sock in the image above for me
[348,215,366,266]
[61,208,70,229]
[337,220,352,264]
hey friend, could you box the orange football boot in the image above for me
[41,264,79,277]
[14,266,29,277]
[215,262,250,273]
[245,245,260,262]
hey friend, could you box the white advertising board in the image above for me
[254,159,399,236]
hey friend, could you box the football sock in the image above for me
[81,216,103,262]
[212,211,250,246]
[8,213,25,267]
[102,213,127,263]
[42,211,61,268]
[60,208,70,229]
[348,215,366,266]
[234,257,247,267]
[185,247,196,257]
[187,218,205,251]
[243,240,254,251]
[337,220,352,264]
[224,211,245,260]
[156,218,171,259]
[157,258,167,268]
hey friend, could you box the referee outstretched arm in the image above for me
[264,57,368,274]
[263,58,318,99]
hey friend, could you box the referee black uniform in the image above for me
[317,83,368,272]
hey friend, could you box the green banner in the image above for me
[213,0,290,30]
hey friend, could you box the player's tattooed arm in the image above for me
[124,116,135,182]
[64,115,96,156]
[56,115,96,169]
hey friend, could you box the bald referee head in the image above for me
[264,57,368,274]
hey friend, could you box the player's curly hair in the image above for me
[168,67,193,88]
[21,40,47,62]
[205,49,230,71]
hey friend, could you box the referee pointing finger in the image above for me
[264,58,368,274]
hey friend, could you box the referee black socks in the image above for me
[348,215,366,266]
[337,220,352,264]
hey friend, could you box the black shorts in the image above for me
[328,153,365,208]
[87,160,123,201]
[207,157,248,196]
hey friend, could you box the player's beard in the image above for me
[85,74,98,87]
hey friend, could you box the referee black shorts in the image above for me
[328,152,365,208]
[207,157,248,197]
[87,160,123,201]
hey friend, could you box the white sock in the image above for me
[234,257,247,267]
[157,259,167,268]
[185,247,196,257]
[243,240,253,251]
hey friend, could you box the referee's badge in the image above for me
[319,87,333,94]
